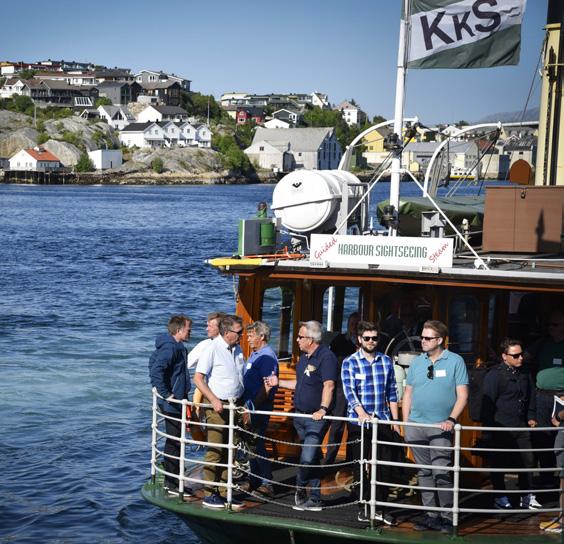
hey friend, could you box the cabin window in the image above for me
[448,295,480,364]
[321,286,361,341]
[261,286,295,361]
[506,291,542,347]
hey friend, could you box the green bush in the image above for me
[37,132,49,145]
[151,157,164,173]
[75,152,95,172]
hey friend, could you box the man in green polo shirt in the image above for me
[526,309,564,486]
[402,320,468,535]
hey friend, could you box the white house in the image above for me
[194,124,212,148]
[178,122,196,146]
[9,147,61,171]
[311,91,330,109]
[97,105,135,130]
[335,100,367,127]
[137,105,189,123]
[264,118,291,129]
[118,122,166,148]
[245,127,341,172]
[0,78,27,99]
[88,149,123,170]
[119,121,211,148]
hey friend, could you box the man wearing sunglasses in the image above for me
[481,338,540,510]
[341,321,400,526]
[194,315,246,510]
[402,320,468,534]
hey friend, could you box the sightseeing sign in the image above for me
[309,234,454,269]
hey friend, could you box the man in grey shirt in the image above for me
[194,315,245,510]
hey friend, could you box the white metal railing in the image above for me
[150,389,563,534]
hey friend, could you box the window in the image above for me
[259,146,264,151]
[448,295,480,364]
[261,286,295,360]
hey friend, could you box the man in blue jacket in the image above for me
[149,315,192,495]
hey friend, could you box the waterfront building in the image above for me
[87,149,123,170]
[8,147,61,171]
[118,121,210,149]
[244,126,341,172]
[362,126,393,166]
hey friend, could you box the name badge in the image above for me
[554,358,562,366]
[246,362,252,370]
[355,373,366,380]
[435,369,447,378]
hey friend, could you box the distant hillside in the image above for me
[476,107,539,124]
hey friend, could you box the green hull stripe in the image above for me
[141,482,560,543]
[406,0,461,17]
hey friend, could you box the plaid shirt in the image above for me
[341,349,398,424]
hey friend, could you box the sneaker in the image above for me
[294,488,307,507]
[227,498,245,511]
[358,509,369,523]
[413,516,442,531]
[164,481,193,497]
[520,493,542,509]
[494,496,512,509]
[300,497,323,511]
[202,494,226,509]
[374,511,397,527]
[255,484,274,498]
[540,517,563,533]
[237,480,252,492]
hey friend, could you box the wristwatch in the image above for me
[447,416,457,424]
[319,405,329,413]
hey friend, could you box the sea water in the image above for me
[0,180,499,542]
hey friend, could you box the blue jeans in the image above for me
[250,414,272,487]
[293,416,328,500]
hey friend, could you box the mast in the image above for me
[390,0,410,235]
[535,0,564,185]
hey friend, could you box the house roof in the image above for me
[140,81,181,90]
[151,106,188,115]
[251,127,335,152]
[98,105,134,120]
[24,148,60,161]
[120,122,155,132]
[335,100,359,111]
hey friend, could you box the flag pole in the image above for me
[390,0,410,236]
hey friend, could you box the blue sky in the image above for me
[1,0,548,124]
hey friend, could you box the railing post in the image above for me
[150,388,158,484]
[226,398,236,508]
[179,399,187,499]
[452,423,462,537]
[369,418,379,530]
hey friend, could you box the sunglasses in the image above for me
[505,352,524,359]
[362,335,378,342]
[427,365,434,380]
[421,336,441,341]
[229,329,243,336]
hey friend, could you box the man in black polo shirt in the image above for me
[268,320,337,511]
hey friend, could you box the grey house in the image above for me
[245,127,341,172]
[97,81,141,105]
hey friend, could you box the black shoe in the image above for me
[358,509,369,523]
[375,511,397,527]
[414,516,442,531]
[164,479,193,497]
[440,519,453,535]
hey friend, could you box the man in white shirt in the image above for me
[194,315,246,510]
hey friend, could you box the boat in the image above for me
[142,2,564,542]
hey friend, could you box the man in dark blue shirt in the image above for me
[269,320,337,511]
[149,315,192,495]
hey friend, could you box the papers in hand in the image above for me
[552,395,564,420]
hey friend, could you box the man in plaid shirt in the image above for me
[342,320,400,526]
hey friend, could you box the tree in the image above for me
[95,97,113,108]
[180,91,222,121]
[18,69,37,80]
[372,114,387,124]
[12,95,35,115]
[75,152,95,172]
[151,157,164,173]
